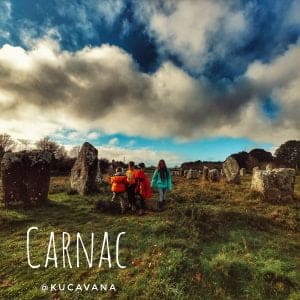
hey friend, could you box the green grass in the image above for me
[0,176,299,299]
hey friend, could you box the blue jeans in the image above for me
[158,188,167,202]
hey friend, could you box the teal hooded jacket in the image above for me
[151,169,172,190]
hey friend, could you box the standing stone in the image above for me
[203,166,209,181]
[240,168,246,176]
[186,169,198,179]
[183,170,188,177]
[266,163,273,171]
[223,156,240,183]
[1,151,51,207]
[26,151,52,204]
[179,168,184,177]
[70,142,99,195]
[251,168,296,203]
[208,169,220,182]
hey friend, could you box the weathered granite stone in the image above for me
[220,169,224,177]
[70,142,99,195]
[186,169,198,179]
[253,166,260,173]
[208,169,220,182]
[265,163,273,171]
[179,168,184,177]
[223,156,240,183]
[240,168,246,176]
[203,166,209,181]
[251,168,296,203]
[1,151,51,207]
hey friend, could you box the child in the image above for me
[151,159,172,211]
[126,161,136,211]
[135,163,152,215]
[110,167,128,214]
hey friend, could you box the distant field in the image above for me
[0,175,299,299]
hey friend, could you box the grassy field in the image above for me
[0,175,299,300]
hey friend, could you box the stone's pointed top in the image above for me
[82,141,96,149]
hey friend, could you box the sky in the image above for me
[0,0,299,166]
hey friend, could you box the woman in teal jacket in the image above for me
[151,159,172,211]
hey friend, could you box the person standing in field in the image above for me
[135,163,152,215]
[126,161,137,211]
[110,167,128,214]
[151,159,172,211]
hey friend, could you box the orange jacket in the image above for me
[110,174,127,193]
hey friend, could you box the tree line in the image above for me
[0,134,299,175]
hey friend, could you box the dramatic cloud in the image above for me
[134,0,248,72]
[0,37,299,145]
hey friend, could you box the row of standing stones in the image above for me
[219,156,295,203]
[0,142,297,207]
[1,142,99,207]
[174,156,296,203]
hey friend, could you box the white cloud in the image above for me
[0,37,299,147]
[134,0,248,72]
[55,0,125,43]
[97,145,182,167]
[0,0,12,40]
[94,0,125,25]
[87,131,100,140]
[127,139,136,147]
[108,137,119,146]
[0,1,11,22]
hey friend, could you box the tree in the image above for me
[0,133,16,161]
[18,139,31,151]
[55,145,67,160]
[249,148,273,162]
[35,136,59,152]
[275,140,300,169]
[232,151,249,168]
[0,145,3,162]
[69,146,81,158]
[0,133,16,152]
[99,158,110,173]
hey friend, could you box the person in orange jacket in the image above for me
[110,167,128,214]
[126,161,136,211]
[135,163,152,215]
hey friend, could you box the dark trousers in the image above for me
[136,193,146,210]
[127,185,136,207]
